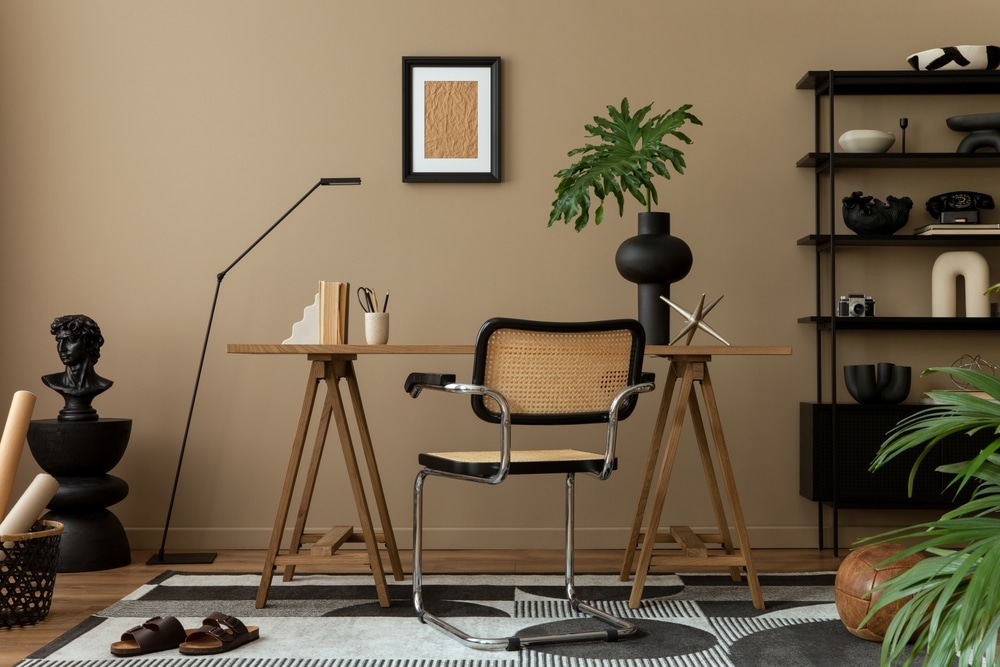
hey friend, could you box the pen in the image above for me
[382,291,390,313]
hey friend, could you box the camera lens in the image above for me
[852,302,865,315]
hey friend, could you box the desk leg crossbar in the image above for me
[620,356,764,610]
[256,357,404,609]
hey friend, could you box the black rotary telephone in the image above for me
[925,191,995,223]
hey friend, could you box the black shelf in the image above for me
[797,153,1000,169]
[798,316,1000,331]
[798,234,1000,248]
[797,70,1000,95]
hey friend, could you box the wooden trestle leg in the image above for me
[622,355,764,611]
[256,355,403,609]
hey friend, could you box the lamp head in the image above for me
[320,177,362,186]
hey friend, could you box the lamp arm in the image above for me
[219,178,323,281]
[150,177,360,564]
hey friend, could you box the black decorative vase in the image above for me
[844,363,911,404]
[615,212,693,345]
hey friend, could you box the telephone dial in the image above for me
[925,191,995,223]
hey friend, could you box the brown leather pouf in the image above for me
[834,542,926,642]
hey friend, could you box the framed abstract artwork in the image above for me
[402,56,501,183]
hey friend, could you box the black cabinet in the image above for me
[799,403,984,506]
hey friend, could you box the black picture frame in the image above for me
[402,56,501,183]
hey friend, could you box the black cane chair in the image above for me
[404,317,654,651]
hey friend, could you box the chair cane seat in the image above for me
[419,448,618,477]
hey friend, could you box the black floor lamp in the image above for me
[147,177,362,565]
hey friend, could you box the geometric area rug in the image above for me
[16,570,887,666]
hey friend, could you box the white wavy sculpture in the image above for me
[283,292,320,344]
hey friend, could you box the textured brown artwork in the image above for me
[424,80,478,159]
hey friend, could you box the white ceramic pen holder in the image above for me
[364,312,389,345]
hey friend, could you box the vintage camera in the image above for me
[838,294,875,317]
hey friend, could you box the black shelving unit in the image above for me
[797,69,1000,554]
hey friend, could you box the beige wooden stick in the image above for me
[0,391,37,516]
[0,473,58,537]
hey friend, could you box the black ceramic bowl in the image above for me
[842,191,913,235]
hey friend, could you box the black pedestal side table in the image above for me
[27,418,132,571]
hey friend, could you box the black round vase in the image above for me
[615,212,693,345]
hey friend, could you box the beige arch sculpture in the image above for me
[931,250,991,317]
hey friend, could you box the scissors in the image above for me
[357,286,378,313]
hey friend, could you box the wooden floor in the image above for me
[1,548,843,665]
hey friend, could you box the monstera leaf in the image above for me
[548,98,701,232]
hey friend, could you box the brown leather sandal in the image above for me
[178,611,260,655]
[110,616,190,656]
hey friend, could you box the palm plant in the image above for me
[859,365,1000,667]
[547,98,701,232]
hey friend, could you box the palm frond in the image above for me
[857,366,1000,666]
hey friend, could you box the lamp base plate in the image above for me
[146,552,217,565]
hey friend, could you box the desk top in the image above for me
[227,344,791,357]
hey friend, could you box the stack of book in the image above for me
[914,223,1000,236]
[283,280,351,345]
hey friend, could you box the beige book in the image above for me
[319,281,350,344]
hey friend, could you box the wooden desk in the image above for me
[618,346,791,611]
[228,343,788,610]
[227,344,473,608]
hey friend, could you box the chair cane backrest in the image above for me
[470,318,646,425]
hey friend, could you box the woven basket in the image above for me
[1,520,63,628]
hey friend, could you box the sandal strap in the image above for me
[206,611,249,635]
[187,612,249,644]
[120,616,185,650]
[120,616,170,638]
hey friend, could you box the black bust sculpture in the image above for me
[41,314,113,422]
[29,313,133,570]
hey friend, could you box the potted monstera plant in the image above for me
[547,98,702,344]
[858,365,1000,667]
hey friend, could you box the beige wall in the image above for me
[2,0,999,553]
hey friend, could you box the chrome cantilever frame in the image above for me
[411,380,651,651]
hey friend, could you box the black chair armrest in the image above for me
[404,372,457,398]
[640,371,655,384]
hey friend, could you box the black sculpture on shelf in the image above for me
[41,314,113,422]
[946,112,1000,153]
[844,363,911,404]
[842,191,913,235]
[28,314,132,571]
